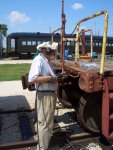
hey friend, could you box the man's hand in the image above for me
[50,76,58,82]
[50,72,67,82]
[57,72,67,79]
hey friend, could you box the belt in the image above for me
[37,90,55,93]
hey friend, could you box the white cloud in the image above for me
[72,3,83,10]
[8,11,31,26]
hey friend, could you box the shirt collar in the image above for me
[40,53,49,63]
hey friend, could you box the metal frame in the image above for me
[75,10,108,75]
[80,29,93,58]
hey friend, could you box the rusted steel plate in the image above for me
[106,76,113,90]
[52,60,113,92]
[78,72,102,93]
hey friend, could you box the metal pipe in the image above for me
[51,28,61,43]
[81,30,86,56]
[100,11,108,75]
[75,24,80,61]
[69,132,92,140]
[0,140,38,150]
[80,29,93,58]
[61,0,66,73]
[75,10,108,75]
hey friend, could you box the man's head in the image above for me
[37,42,58,57]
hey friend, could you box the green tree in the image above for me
[0,24,8,36]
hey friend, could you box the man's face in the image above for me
[51,50,56,56]
[42,48,56,56]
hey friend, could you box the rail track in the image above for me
[0,101,113,150]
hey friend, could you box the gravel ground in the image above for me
[0,58,32,64]
[0,80,36,145]
[0,59,34,110]
[0,80,36,110]
[0,58,35,109]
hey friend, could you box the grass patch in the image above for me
[0,63,31,81]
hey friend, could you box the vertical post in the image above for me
[75,24,80,61]
[100,11,108,74]
[51,28,61,43]
[61,0,66,72]
[90,30,93,58]
[81,29,86,56]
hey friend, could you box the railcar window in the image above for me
[67,42,70,46]
[112,44,113,47]
[11,39,15,50]
[96,42,98,46]
[22,41,26,45]
[86,41,90,46]
[27,41,32,45]
[109,43,111,46]
[71,41,75,46]
[99,43,102,46]
[37,41,42,45]
[11,39,15,47]
[32,41,36,45]
[85,40,89,46]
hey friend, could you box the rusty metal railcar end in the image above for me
[52,2,113,140]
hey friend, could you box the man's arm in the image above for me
[28,75,58,84]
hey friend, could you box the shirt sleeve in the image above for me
[28,57,41,82]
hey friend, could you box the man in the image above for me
[28,41,58,150]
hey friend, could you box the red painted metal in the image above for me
[81,30,86,56]
[61,0,66,73]
[102,79,109,138]
[102,79,113,139]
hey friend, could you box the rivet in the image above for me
[89,81,93,84]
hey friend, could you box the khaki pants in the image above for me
[36,92,57,150]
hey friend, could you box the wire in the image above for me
[1,121,20,130]
[53,125,87,150]
[70,25,78,37]
[1,116,34,131]
[68,73,80,78]
[63,139,87,150]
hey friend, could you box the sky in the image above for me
[0,0,113,36]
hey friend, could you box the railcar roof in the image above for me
[7,32,113,40]
[7,32,60,38]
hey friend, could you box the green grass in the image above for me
[0,63,31,81]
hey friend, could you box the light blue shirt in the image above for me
[28,53,58,91]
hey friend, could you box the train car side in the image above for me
[7,32,113,58]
